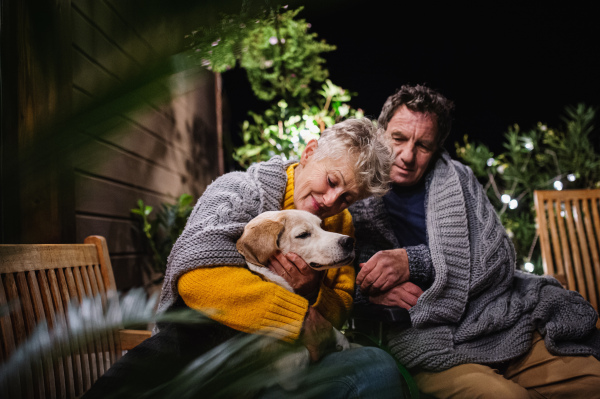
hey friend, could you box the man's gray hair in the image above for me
[311,117,393,198]
[378,84,455,149]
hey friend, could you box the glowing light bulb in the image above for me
[525,142,534,151]
[567,174,576,182]
[509,199,518,209]
[269,36,278,45]
[487,158,494,167]
[524,262,534,273]
[554,180,563,191]
[501,194,511,204]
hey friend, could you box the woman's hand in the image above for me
[268,251,323,300]
[300,307,336,362]
[368,281,423,309]
[356,248,410,295]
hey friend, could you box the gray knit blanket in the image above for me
[156,156,291,316]
[350,151,600,371]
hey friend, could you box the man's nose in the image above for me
[401,145,416,164]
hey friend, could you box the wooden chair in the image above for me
[0,236,152,398]
[534,189,600,327]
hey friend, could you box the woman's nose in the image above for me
[323,189,342,206]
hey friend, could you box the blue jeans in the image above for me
[259,346,406,399]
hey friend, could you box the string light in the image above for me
[487,158,494,167]
[524,142,534,151]
[501,194,511,204]
[553,180,564,190]
[509,199,518,209]
[524,262,534,273]
[567,174,576,182]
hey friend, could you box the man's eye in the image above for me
[296,232,311,239]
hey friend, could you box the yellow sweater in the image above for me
[178,164,355,343]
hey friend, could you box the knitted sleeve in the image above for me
[178,266,309,343]
[313,210,355,329]
[406,244,435,289]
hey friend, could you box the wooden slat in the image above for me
[75,215,141,254]
[71,7,140,81]
[27,271,55,398]
[56,267,85,397]
[564,200,586,294]
[40,270,67,398]
[71,0,154,66]
[574,199,597,309]
[79,266,106,378]
[0,276,22,398]
[4,274,26,345]
[85,236,118,293]
[65,267,91,392]
[72,266,98,384]
[92,264,120,364]
[547,199,564,277]
[0,244,99,273]
[535,194,553,276]
[554,200,575,290]
[48,269,77,398]
[74,173,173,218]
[86,265,112,371]
[72,138,190,197]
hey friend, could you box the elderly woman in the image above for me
[85,118,404,399]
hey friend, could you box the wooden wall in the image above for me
[1,0,222,291]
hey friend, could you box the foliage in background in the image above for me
[234,79,364,168]
[455,104,600,274]
[131,194,195,276]
[187,4,363,168]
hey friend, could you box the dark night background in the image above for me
[220,0,600,162]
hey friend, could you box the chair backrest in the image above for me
[0,236,121,398]
[534,189,600,316]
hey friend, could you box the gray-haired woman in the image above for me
[84,117,405,399]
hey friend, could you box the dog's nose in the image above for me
[339,236,355,250]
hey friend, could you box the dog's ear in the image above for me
[237,218,284,265]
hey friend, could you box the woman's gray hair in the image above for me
[311,117,393,198]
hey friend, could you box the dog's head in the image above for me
[236,210,355,270]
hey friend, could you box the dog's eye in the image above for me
[295,232,311,239]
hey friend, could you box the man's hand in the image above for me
[268,252,322,300]
[369,281,423,309]
[356,249,410,295]
[300,307,336,362]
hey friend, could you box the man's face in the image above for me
[385,105,438,186]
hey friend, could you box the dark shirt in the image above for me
[382,180,427,248]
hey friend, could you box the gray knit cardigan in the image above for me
[156,156,290,316]
[349,151,600,371]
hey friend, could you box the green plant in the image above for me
[455,104,600,274]
[234,80,364,168]
[187,4,364,168]
[131,194,195,275]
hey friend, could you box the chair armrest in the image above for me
[119,329,152,351]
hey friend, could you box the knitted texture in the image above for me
[157,156,290,316]
[350,151,600,371]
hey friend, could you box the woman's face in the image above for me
[294,140,361,219]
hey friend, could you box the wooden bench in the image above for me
[0,236,152,398]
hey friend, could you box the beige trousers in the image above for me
[414,333,600,398]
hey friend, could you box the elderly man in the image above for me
[349,84,600,398]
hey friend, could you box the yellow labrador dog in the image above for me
[236,209,354,389]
